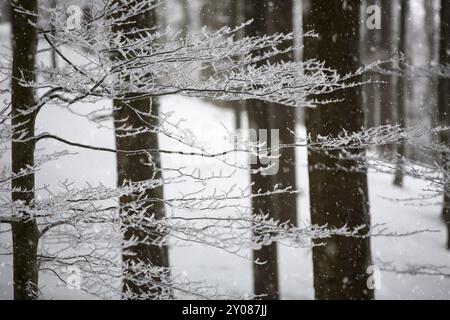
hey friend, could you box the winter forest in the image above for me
[0,0,449,301]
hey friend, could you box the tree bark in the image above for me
[49,0,58,68]
[424,0,438,130]
[438,0,450,248]
[304,0,374,300]
[230,0,244,132]
[244,0,279,300]
[181,0,190,38]
[379,0,397,157]
[393,0,408,187]
[265,0,298,227]
[111,4,170,299]
[361,0,380,129]
[10,0,39,300]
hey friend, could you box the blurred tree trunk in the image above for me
[111,3,169,299]
[0,0,11,23]
[425,0,439,130]
[10,0,39,300]
[362,0,380,129]
[49,0,58,68]
[265,0,298,226]
[201,0,245,131]
[303,0,374,300]
[393,0,408,187]
[244,0,279,300]
[439,0,450,248]
[229,0,244,132]
[181,0,190,38]
[379,0,397,157]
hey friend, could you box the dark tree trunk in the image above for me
[10,0,39,300]
[424,0,438,130]
[361,0,380,129]
[49,0,58,68]
[379,0,395,125]
[181,0,190,38]
[230,0,244,132]
[393,0,408,187]
[198,1,245,132]
[303,0,374,300]
[111,4,170,299]
[244,0,279,300]
[379,0,397,157]
[438,0,450,249]
[265,0,298,227]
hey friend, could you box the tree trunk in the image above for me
[265,0,298,227]
[114,96,169,298]
[303,0,374,300]
[230,0,244,133]
[10,0,39,300]
[379,0,397,157]
[438,0,450,249]
[181,0,190,38]
[111,4,170,299]
[424,0,438,131]
[361,0,380,129]
[244,0,279,300]
[49,0,58,68]
[393,0,408,187]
